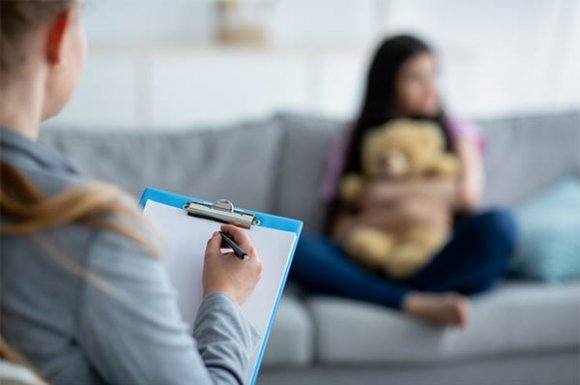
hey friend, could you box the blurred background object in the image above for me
[217,0,273,46]
[44,0,580,130]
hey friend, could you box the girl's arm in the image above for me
[330,204,449,241]
[331,208,403,241]
[357,138,484,213]
[454,137,484,212]
[360,178,458,209]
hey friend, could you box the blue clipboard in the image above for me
[139,187,303,385]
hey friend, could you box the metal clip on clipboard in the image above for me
[183,199,260,229]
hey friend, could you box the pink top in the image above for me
[320,117,485,204]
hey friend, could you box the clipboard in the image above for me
[139,187,302,385]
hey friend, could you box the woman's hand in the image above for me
[202,224,263,305]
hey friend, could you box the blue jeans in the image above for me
[289,210,518,309]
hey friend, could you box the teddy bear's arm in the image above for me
[430,154,460,177]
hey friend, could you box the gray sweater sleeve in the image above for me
[75,218,260,385]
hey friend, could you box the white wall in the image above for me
[382,0,580,118]
[82,0,216,47]
[46,0,580,130]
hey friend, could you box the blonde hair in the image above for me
[0,160,159,370]
[0,160,158,254]
[0,0,159,372]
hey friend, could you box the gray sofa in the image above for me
[40,111,580,385]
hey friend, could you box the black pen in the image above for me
[219,231,248,260]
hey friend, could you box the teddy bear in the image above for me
[339,119,459,279]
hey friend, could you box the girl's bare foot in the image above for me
[403,292,470,328]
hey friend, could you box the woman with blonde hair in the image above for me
[0,1,263,384]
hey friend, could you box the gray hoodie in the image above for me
[0,127,260,385]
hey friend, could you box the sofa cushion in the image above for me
[307,282,580,364]
[262,293,315,367]
[39,120,284,212]
[271,113,346,232]
[511,177,580,282]
[479,111,580,206]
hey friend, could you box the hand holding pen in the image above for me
[202,224,263,305]
[220,230,248,260]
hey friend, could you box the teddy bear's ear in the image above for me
[340,174,364,204]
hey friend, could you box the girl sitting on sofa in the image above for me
[290,34,517,328]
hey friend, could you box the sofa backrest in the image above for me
[478,111,580,206]
[39,119,284,213]
[39,110,579,234]
[269,113,347,232]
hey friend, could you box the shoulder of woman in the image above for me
[18,167,164,269]
[78,196,168,306]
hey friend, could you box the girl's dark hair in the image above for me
[324,34,454,234]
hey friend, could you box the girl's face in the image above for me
[394,52,440,117]
[43,7,88,121]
